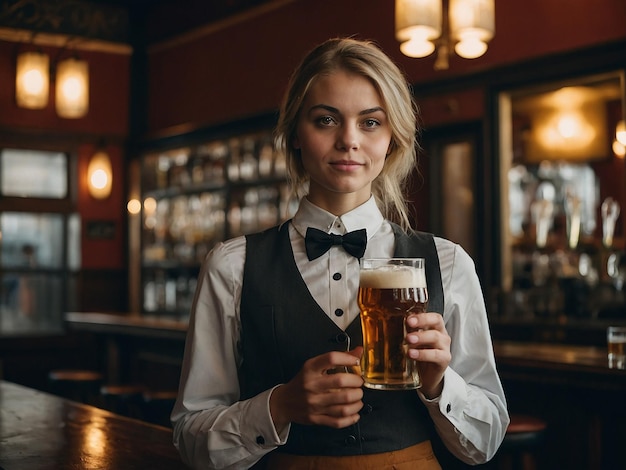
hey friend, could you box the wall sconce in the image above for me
[395,0,495,70]
[55,57,89,118]
[614,119,626,158]
[87,150,113,199]
[15,51,50,109]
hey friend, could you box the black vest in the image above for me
[240,222,444,458]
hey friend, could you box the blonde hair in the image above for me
[274,37,420,231]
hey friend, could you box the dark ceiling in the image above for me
[93,0,276,44]
[0,0,277,47]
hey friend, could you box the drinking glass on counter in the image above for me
[357,258,428,390]
[607,326,626,370]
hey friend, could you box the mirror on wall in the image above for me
[498,71,625,319]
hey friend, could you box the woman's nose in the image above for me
[335,124,360,151]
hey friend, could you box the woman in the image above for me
[171,37,509,470]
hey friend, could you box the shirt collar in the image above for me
[292,196,384,241]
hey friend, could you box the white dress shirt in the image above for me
[171,196,509,470]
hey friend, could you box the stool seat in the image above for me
[142,390,178,402]
[497,414,547,470]
[101,384,146,397]
[507,415,547,434]
[48,369,103,404]
[49,369,103,382]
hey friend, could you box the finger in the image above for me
[323,372,365,390]
[311,351,362,375]
[406,312,444,330]
[407,346,451,364]
[406,329,449,349]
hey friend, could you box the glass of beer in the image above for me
[607,326,626,369]
[357,258,428,390]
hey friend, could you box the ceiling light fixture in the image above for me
[55,57,89,119]
[15,51,50,109]
[395,0,495,70]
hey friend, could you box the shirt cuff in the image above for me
[419,367,468,423]
[239,385,290,449]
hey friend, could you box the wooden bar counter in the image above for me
[493,340,626,391]
[64,312,626,468]
[0,380,187,470]
[493,341,626,469]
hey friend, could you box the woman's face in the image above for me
[293,69,392,213]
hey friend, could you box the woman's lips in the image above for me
[330,160,363,171]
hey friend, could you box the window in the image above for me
[0,148,80,336]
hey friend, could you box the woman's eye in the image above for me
[317,116,336,126]
[363,118,380,129]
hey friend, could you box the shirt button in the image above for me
[333,272,342,281]
[335,308,344,317]
[446,403,452,413]
[256,435,265,445]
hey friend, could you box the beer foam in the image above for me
[360,265,426,288]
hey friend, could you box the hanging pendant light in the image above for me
[449,0,495,59]
[56,57,89,118]
[395,0,442,58]
[15,51,50,109]
[395,0,495,68]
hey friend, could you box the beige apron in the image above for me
[266,440,442,470]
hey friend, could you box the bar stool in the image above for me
[497,414,548,470]
[100,384,146,419]
[142,390,178,427]
[48,369,103,405]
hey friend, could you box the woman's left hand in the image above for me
[405,312,451,399]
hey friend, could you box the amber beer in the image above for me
[358,258,428,390]
[607,326,626,370]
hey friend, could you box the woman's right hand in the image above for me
[269,347,364,432]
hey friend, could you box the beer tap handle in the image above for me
[602,197,620,249]
[565,193,582,250]
[532,199,554,249]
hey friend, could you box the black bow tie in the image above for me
[305,227,367,261]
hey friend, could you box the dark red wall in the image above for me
[0,40,130,274]
[146,0,626,133]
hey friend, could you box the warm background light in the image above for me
[613,140,625,158]
[518,86,610,162]
[127,198,142,214]
[56,57,89,118]
[616,119,626,145]
[15,51,49,109]
[87,150,113,199]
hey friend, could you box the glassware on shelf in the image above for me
[139,126,287,316]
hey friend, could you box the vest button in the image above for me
[335,333,348,344]
[333,272,342,281]
[344,434,358,445]
[362,403,373,414]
